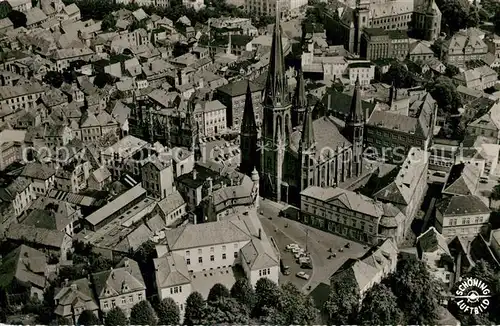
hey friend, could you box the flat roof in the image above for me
[85,184,146,226]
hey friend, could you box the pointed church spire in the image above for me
[264,1,288,107]
[293,69,307,108]
[300,106,315,149]
[348,76,363,123]
[241,81,257,132]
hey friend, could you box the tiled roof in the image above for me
[416,227,451,257]
[6,223,66,249]
[54,278,98,318]
[436,195,490,216]
[92,258,145,299]
[443,163,480,196]
[156,190,186,215]
[374,147,427,205]
[0,244,47,289]
[21,162,55,180]
[153,253,191,288]
[301,186,384,218]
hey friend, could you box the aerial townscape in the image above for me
[3,0,500,324]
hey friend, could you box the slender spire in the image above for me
[348,76,363,123]
[300,106,315,149]
[263,0,289,107]
[293,69,307,108]
[241,81,257,132]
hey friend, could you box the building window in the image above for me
[210,246,214,252]
[103,301,109,309]
[199,257,203,263]
[121,297,126,304]
[186,258,191,265]
[186,250,190,257]
[129,295,133,303]
[234,252,238,258]
[138,293,143,301]
[111,300,116,307]
[210,255,214,261]
[198,249,202,255]
[222,253,226,260]
[222,245,226,251]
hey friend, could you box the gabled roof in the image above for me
[92,258,145,299]
[416,227,451,257]
[0,244,47,289]
[443,163,480,196]
[21,162,55,180]
[54,278,98,317]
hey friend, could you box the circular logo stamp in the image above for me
[454,277,491,315]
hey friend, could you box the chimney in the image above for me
[258,228,262,240]
[70,283,77,291]
[64,278,69,286]
[193,170,197,180]
[111,272,115,279]
[124,257,129,267]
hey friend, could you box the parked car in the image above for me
[296,271,310,280]
[286,243,300,251]
[291,247,302,254]
[294,251,306,259]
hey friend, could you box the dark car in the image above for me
[345,242,351,248]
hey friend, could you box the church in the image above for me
[240,13,364,205]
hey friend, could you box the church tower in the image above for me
[345,76,364,177]
[354,0,370,54]
[240,81,259,176]
[292,69,307,128]
[260,5,293,202]
[298,106,316,192]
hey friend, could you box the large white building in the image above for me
[153,209,279,320]
[245,0,307,18]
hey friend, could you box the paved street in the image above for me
[259,199,368,294]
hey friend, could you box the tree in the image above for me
[382,62,415,88]
[467,4,480,28]
[258,306,287,324]
[230,278,255,309]
[359,283,404,325]
[428,76,462,114]
[104,307,128,326]
[129,19,147,31]
[387,255,440,324]
[491,185,500,200]
[324,274,360,324]
[184,292,205,326]
[438,0,469,34]
[78,310,100,325]
[93,72,113,88]
[8,10,26,28]
[445,64,460,78]
[203,297,249,324]
[43,71,64,88]
[101,13,116,32]
[207,283,230,302]
[130,300,156,325]
[462,260,500,323]
[253,278,281,316]
[280,282,318,324]
[0,1,12,19]
[155,298,180,326]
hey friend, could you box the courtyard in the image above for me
[259,199,368,294]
